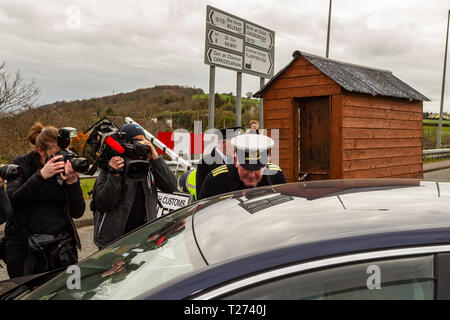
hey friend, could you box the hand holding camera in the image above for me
[108,156,124,175]
[60,160,80,185]
[40,155,65,179]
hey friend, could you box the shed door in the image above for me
[299,96,330,181]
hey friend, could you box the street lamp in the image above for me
[326,0,332,58]
[437,10,450,148]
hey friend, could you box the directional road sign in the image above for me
[205,5,275,78]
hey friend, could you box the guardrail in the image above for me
[423,149,450,161]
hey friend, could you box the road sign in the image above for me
[208,29,243,53]
[208,8,244,35]
[205,5,275,78]
[245,23,274,50]
[156,192,193,218]
[244,46,273,76]
[206,47,243,71]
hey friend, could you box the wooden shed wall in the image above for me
[341,93,423,179]
[263,57,341,182]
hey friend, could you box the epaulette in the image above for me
[211,164,228,177]
[267,163,282,171]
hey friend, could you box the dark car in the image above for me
[4,178,450,300]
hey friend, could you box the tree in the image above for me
[0,62,40,116]
[246,91,253,99]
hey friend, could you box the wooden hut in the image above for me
[254,51,430,182]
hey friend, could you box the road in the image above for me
[0,225,96,281]
[424,168,450,181]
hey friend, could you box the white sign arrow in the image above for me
[208,29,244,53]
[207,47,243,71]
[244,46,273,75]
[245,23,274,50]
[208,9,244,35]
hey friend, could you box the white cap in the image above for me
[230,134,275,152]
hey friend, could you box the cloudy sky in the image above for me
[0,0,449,112]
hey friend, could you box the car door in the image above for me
[193,245,450,300]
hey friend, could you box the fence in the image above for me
[423,149,450,161]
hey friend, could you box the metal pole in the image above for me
[236,71,242,127]
[208,66,216,129]
[437,10,450,148]
[259,77,265,128]
[326,0,332,58]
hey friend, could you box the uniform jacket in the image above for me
[198,163,287,200]
[92,157,177,248]
[195,147,230,197]
[6,151,85,238]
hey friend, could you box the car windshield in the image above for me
[24,203,206,300]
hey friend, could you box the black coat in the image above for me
[6,151,85,237]
[0,186,11,225]
[92,157,177,248]
[198,163,288,200]
[195,148,230,198]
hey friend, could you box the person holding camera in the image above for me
[91,123,177,249]
[5,122,85,278]
[0,176,10,226]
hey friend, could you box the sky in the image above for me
[0,0,449,113]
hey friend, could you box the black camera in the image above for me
[83,118,150,180]
[48,127,90,174]
[0,164,20,181]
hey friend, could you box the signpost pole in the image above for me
[259,77,265,128]
[236,71,242,127]
[437,10,450,148]
[208,65,216,129]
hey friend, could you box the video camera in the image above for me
[83,118,151,180]
[47,127,90,176]
[0,164,20,181]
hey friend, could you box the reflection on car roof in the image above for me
[193,179,450,265]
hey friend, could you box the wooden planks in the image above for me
[343,164,423,179]
[342,93,423,178]
[264,84,341,100]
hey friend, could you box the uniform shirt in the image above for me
[198,163,287,200]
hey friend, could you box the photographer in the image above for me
[0,177,11,225]
[91,123,177,249]
[5,122,85,278]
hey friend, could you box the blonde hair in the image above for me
[28,122,58,151]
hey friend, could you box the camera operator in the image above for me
[91,123,177,249]
[5,122,85,278]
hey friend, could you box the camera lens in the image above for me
[70,158,90,174]
[0,164,20,180]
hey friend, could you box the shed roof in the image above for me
[254,51,430,101]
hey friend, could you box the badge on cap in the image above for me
[231,134,275,171]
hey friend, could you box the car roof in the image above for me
[193,179,450,265]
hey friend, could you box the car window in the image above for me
[221,255,434,300]
[24,204,206,300]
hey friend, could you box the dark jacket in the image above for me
[6,151,85,238]
[198,163,287,200]
[92,157,177,248]
[0,185,11,225]
[195,147,229,198]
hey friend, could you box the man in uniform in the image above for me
[194,127,244,199]
[198,133,287,200]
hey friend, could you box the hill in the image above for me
[0,85,260,162]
